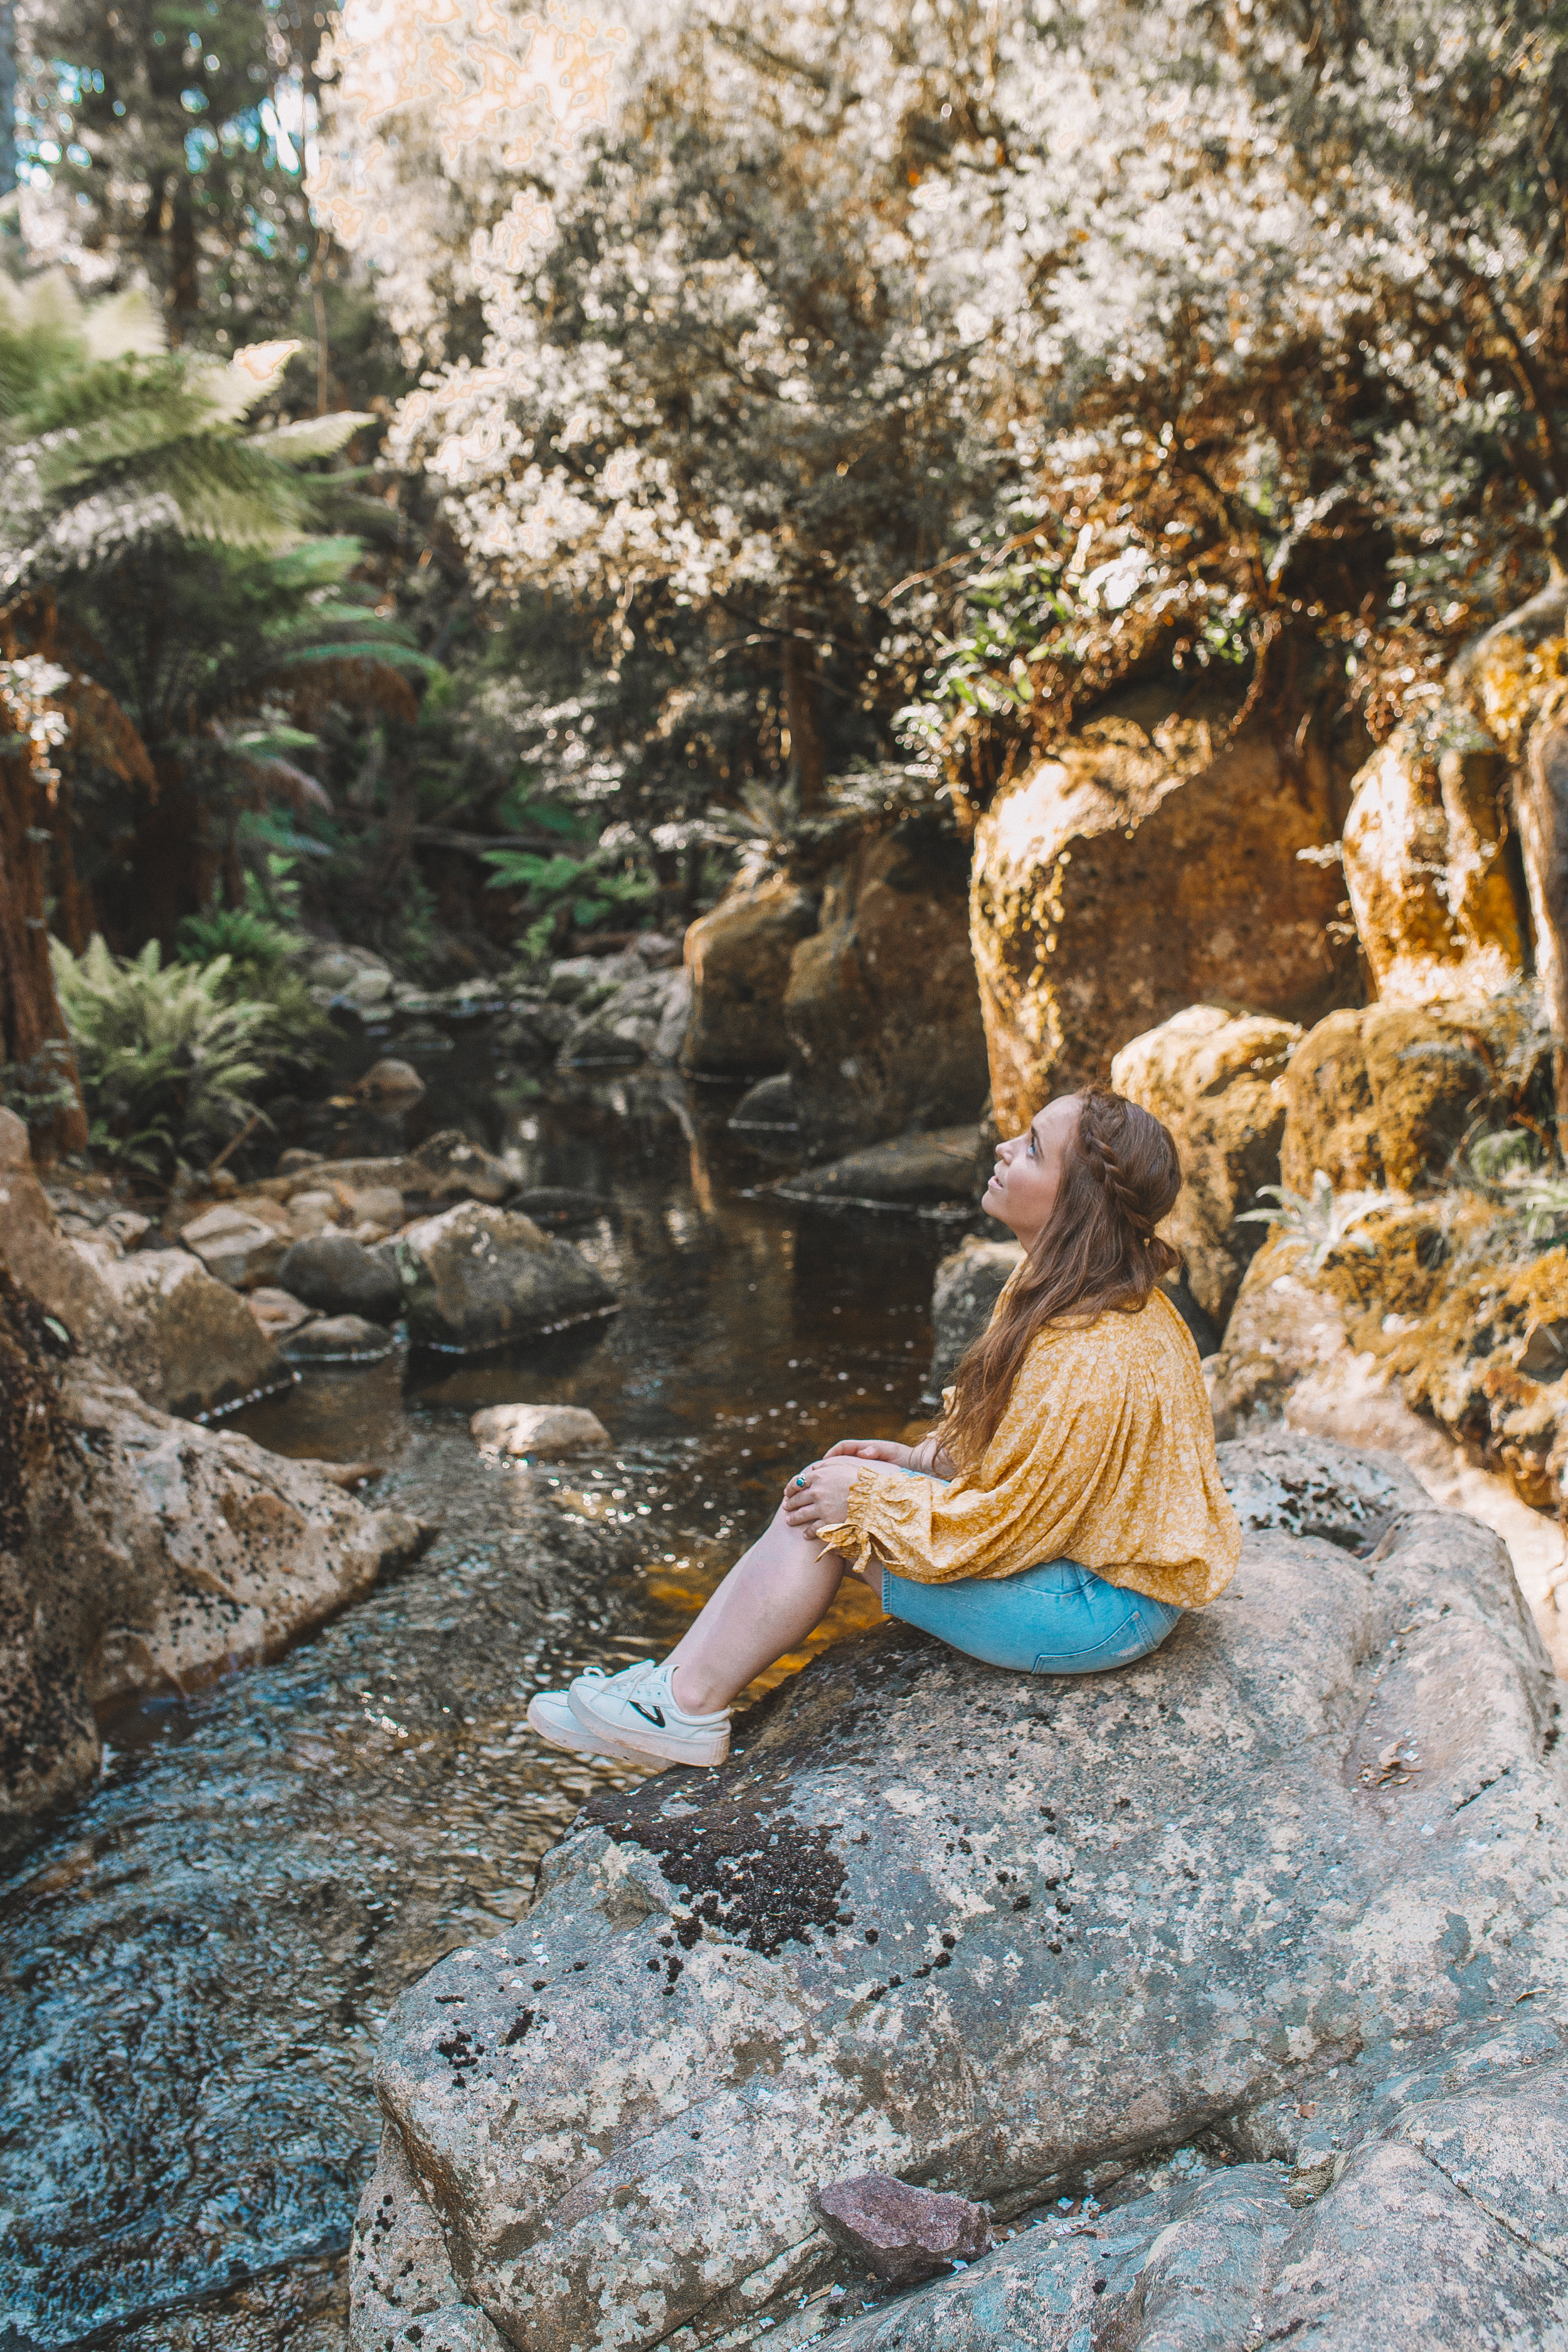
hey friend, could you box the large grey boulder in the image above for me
[0,1269,426,1858]
[393,1202,617,1353]
[352,1438,1568,2351]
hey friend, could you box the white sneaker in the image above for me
[526,1682,644,1764]
[568,1657,731,1768]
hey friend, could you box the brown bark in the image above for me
[781,615,826,809]
[168,184,199,344]
[130,755,207,953]
[1520,720,1568,1137]
[45,783,94,955]
[0,760,88,1161]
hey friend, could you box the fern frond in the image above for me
[262,412,376,462]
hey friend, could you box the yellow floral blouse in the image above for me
[820,1288,1241,1610]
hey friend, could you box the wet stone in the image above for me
[277,1233,403,1325]
[281,1314,395,1364]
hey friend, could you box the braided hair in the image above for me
[939,1086,1183,1470]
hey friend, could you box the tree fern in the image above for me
[0,275,373,589]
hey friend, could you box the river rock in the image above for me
[729,1072,799,1131]
[773,1126,985,1213]
[970,682,1354,1131]
[1280,993,1554,1194]
[560,967,691,1067]
[505,1187,606,1227]
[354,1438,1568,2351]
[393,1203,617,1353]
[178,1202,288,1290]
[1342,725,1526,1003]
[783,822,989,1155]
[0,1268,428,1858]
[827,2162,1296,2351]
[1111,1002,1303,1326]
[813,2174,994,2282]
[469,1404,610,1457]
[277,1232,404,1323]
[681,876,818,1076]
[357,1057,426,1099]
[281,1315,395,1364]
[247,1286,317,1341]
[0,1116,290,1418]
[926,1235,1023,1401]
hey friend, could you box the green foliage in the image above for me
[1468,1128,1542,1186]
[480,843,657,965]
[0,276,373,591]
[18,0,326,349]
[50,935,275,1171]
[176,891,331,1057]
[906,541,1256,760]
[1237,1173,1385,1274]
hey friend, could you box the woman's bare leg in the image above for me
[666,1499,852,1714]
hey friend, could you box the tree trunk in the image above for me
[168,183,198,344]
[781,614,826,810]
[131,755,206,953]
[1521,719,1568,1138]
[0,760,88,1160]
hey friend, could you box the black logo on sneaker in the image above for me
[631,1700,666,1727]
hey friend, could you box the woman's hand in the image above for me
[825,1433,958,1480]
[781,1456,864,1537]
[823,1438,913,1469]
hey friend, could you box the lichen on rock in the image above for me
[353,1448,1568,2352]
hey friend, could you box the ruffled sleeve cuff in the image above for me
[815,1465,924,1578]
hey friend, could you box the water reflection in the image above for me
[0,1062,958,2349]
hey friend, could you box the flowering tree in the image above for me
[316,0,1025,829]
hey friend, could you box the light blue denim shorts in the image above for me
[881,1556,1184,1677]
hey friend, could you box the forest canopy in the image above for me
[4,0,1566,1153]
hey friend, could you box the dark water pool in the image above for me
[0,1043,967,2351]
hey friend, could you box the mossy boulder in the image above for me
[968,683,1353,1130]
[1281,995,1552,1194]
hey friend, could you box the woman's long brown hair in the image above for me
[939,1086,1183,1469]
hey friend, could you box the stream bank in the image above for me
[0,1051,961,2352]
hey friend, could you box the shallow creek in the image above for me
[0,1041,965,2351]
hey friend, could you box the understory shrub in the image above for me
[50,935,314,1173]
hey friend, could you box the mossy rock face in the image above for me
[1305,1199,1464,1328]
[1341,726,1525,1005]
[1391,1245,1568,1510]
[1282,996,1553,1195]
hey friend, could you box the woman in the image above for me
[527,1087,1241,1771]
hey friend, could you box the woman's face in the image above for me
[983,1094,1081,1249]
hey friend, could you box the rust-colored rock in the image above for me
[681,876,817,1076]
[1340,727,1525,1004]
[1281,995,1552,1195]
[812,2172,994,2282]
[1111,1004,1301,1326]
[969,687,1353,1130]
[783,820,988,1153]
